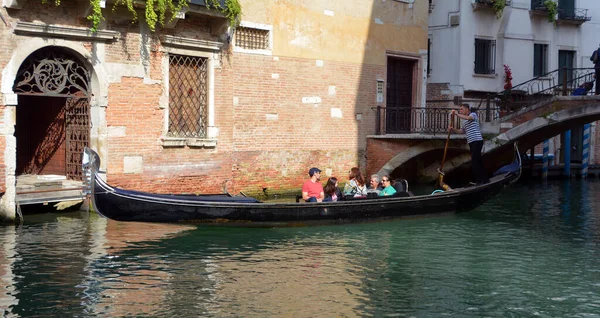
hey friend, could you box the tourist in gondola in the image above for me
[367,174,383,195]
[343,167,368,197]
[323,177,342,202]
[378,176,397,196]
[302,167,324,202]
[450,104,490,185]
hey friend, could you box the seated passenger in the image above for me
[343,167,368,197]
[367,174,383,195]
[302,167,324,202]
[323,177,342,202]
[378,176,397,196]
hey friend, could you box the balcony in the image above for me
[557,8,591,25]
[530,0,547,12]
[189,0,226,7]
[472,0,512,12]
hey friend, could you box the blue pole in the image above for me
[564,130,571,177]
[542,139,549,180]
[582,124,591,178]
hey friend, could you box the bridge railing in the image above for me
[372,105,500,135]
[486,67,595,116]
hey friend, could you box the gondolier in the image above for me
[450,104,490,185]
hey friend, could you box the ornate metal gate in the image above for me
[13,49,91,180]
[65,98,90,180]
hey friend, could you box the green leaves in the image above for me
[44,0,241,32]
[543,0,558,25]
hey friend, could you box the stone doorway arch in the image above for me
[12,47,91,181]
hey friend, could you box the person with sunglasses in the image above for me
[378,175,397,196]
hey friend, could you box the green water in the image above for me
[1,179,599,317]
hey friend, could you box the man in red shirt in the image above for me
[302,167,324,202]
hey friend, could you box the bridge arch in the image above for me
[375,140,469,181]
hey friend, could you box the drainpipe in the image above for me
[564,130,571,178]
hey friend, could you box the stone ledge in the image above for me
[161,138,187,148]
[161,137,217,148]
[161,35,223,51]
[14,21,120,41]
[186,138,217,148]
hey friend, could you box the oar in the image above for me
[436,112,455,191]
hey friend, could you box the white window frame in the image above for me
[160,36,222,147]
[233,21,273,56]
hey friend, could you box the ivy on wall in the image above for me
[492,0,505,19]
[43,0,242,32]
[544,0,558,25]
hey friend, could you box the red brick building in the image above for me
[0,0,428,220]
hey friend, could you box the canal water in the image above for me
[1,179,599,317]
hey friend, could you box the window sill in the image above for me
[233,47,272,56]
[472,73,497,78]
[161,137,217,148]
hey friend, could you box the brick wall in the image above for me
[426,82,453,108]
[0,0,427,197]
[105,52,384,195]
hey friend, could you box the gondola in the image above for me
[82,144,521,226]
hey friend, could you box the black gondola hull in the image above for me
[84,145,521,225]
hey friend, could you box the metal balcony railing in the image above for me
[372,106,500,136]
[558,8,591,22]
[189,0,226,7]
[475,0,512,6]
[373,68,596,136]
[530,0,547,11]
[477,67,595,117]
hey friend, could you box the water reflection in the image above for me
[0,179,599,316]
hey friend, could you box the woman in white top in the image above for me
[343,167,368,197]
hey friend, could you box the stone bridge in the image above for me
[366,96,600,183]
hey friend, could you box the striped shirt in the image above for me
[463,112,483,144]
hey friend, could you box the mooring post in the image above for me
[542,139,549,180]
[529,147,535,178]
[564,130,571,177]
[581,124,591,178]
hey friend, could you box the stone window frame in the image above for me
[474,37,497,76]
[233,21,273,56]
[160,36,222,148]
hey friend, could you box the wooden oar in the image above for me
[436,112,455,191]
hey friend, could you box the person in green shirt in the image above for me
[379,176,397,196]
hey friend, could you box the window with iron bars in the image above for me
[168,54,208,138]
[474,39,496,75]
[236,27,270,50]
[533,43,548,77]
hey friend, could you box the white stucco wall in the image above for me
[429,0,599,94]
[579,0,600,67]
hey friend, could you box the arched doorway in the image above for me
[12,47,91,181]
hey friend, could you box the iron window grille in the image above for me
[236,27,270,50]
[533,44,548,77]
[474,39,496,75]
[168,54,208,138]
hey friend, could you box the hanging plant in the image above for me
[543,0,558,25]
[503,64,513,90]
[492,0,505,19]
[42,0,242,32]
[207,0,242,27]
